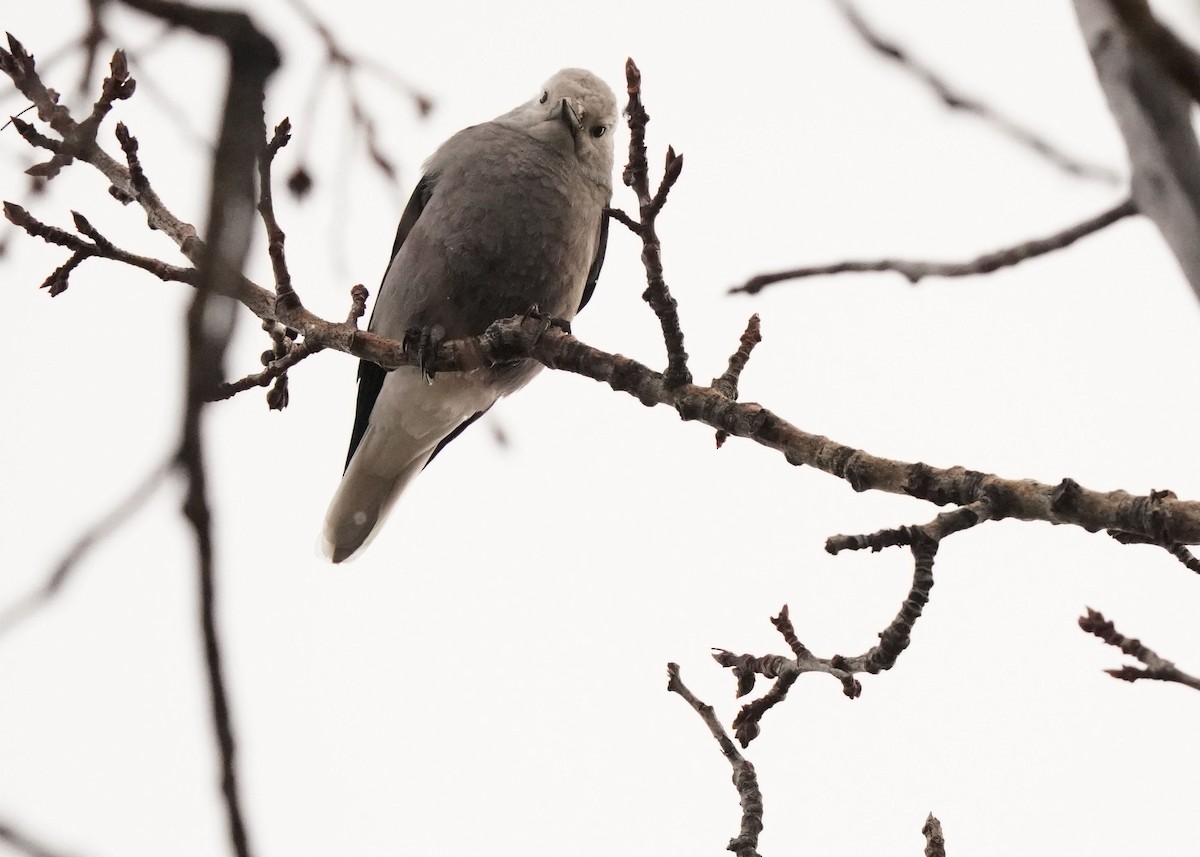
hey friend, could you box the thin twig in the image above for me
[666,664,763,857]
[826,498,995,554]
[833,0,1121,184]
[1108,519,1200,575]
[4,201,199,294]
[712,314,762,448]
[256,117,301,311]
[732,197,1137,294]
[209,340,312,403]
[114,122,148,195]
[78,0,109,97]
[1079,608,1200,691]
[621,58,691,387]
[1,34,201,248]
[604,205,640,235]
[714,524,948,747]
[711,314,762,401]
[283,0,431,115]
[25,49,136,180]
[345,282,368,324]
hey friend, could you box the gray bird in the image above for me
[322,68,617,562]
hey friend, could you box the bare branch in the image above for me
[666,664,763,857]
[1108,504,1200,574]
[711,314,762,401]
[713,534,939,746]
[853,535,938,676]
[1,35,199,248]
[1079,608,1200,691]
[604,205,640,235]
[256,117,301,311]
[208,339,311,404]
[3,201,198,293]
[345,282,368,324]
[8,113,61,153]
[25,48,136,180]
[622,58,691,387]
[284,0,431,115]
[732,197,1137,294]
[113,121,148,194]
[833,0,1121,184]
[827,498,995,554]
[712,314,762,448]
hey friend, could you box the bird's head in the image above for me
[498,68,617,189]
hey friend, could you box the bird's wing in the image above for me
[344,175,436,472]
[577,212,608,313]
[383,173,436,283]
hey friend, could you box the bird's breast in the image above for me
[389,142,603,338]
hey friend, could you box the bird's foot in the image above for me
[523,304,572,335]
[403,324,446,383]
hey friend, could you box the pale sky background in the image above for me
[2,2,1200,856]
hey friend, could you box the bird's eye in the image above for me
[591,126,606,138]
[539,90,549,104]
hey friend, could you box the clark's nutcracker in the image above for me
[322,68,617,562]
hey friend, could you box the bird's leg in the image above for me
[402,323,446,383]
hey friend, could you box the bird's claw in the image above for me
[403,324,445,383]
[523,304,572,335]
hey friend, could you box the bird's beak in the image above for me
[555,97,584,139]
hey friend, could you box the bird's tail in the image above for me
[320,425,438,563]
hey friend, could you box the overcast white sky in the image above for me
[2,2,1200,856]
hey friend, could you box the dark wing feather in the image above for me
[343,175,436,472]
[344,361,386,470]
[381,175,435,284]
[424,407,490,468]
[577,213,608,313]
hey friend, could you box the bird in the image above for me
[321,68,617,563]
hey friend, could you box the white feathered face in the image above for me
[500,68,617,188]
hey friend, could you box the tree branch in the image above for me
[732,196,1136,293]
[1108,0,1200,105]
[713,531,941,747]
[115,4,281,857]
[666,664,763,857]
[1079,608,1200,691]
[621,58,691,387]
[1074,0,1200,305]
[833,0,1121,184]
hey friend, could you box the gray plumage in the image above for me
[322,69,617,563]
